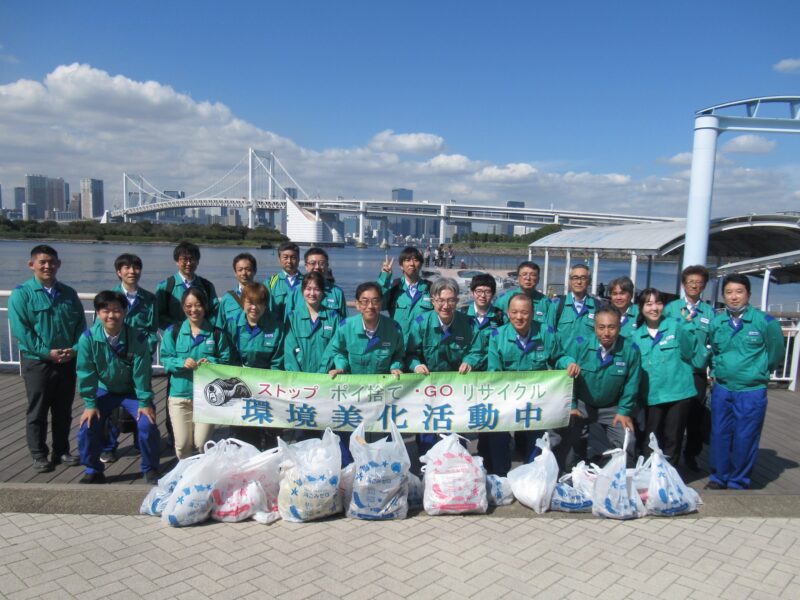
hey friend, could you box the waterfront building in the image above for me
[25,174,47,220]
[46,177,67,218]
[14,187,25,211]
[80,178,104,219]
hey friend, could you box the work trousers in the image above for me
[78,394,160,475]
[21,358,76,460]
[684,371,710,460]
[646,398,692,467]
[709,383,767,490]
[168,396,214,459]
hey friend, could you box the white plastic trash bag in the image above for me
[339,463,355,509]
[550,473,592,513]
[507,432,559,514]
[211,447,283,523]
[571,461,598,499]
[591,429,646,520]
[645,433,701,516]
[162,438,260,527]
[421,433,488,515]
[486,475,514,506]
[140,455,203,516]
[348,421,411,520]
[278,428,343,523]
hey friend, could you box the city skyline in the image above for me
[1,1,799,219]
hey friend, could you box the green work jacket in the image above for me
[224,311,284,370]
[494,287,551,325]
[284,303,339,373]
[405,310,483,372]
[77,321,153,409]
[215,288,244,329]
[377,272,434,338]
[459,302,505,336]
[112,283,158,355]
[708,305,785,391]
[282,278,347,321]
[631,317,702,406]
[487,321,573,373]
[553,293,599,360]
[9,277,86,360]
[323,315,405,374]
[155,272,219,331]
[161,319,231,398]
[571,333,641,416]
[663,298,715,371]
[266,270,303,320]
[618,304,639,338]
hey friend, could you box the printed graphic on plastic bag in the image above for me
[486,474,514,506]
[645,433,701,516]
[507,432,559,514]
[211,447,283,523]
[421,434,487,515]
[140,455,203,516]
[278,428,343,523]
[591,430,646,520]
[347,421,411,520]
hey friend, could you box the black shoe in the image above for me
[684,456,700,472]
[79,472,107,484]
[143,470,160,485]
[53,453,80,467]
[704,481,726,490]
[32,458,54,473]
[100,450,118,464]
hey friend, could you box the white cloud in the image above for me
[774,58,800,73]
[0,63,798,219]
[721,134,777,154]
[368,129,444,154]
[660,151,693,166]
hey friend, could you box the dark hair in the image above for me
[635,287,666,327]
[30,244,58,259]
[93,290,128,312]
[173,241,200,262]
[506,293,533,309]
[398,246,424,264]
[595,304,621,321]
[682,265,710,285]
[470,273,496,294]
[241,282,269,306]
[114,253,142,272]
[181,286,209,314]
[355,281,382,300]
[570,264,590,276]
[722,274,751,295]
[302,271,326,292]
[608,276,634,296]
[304,247,329,262]
[278,241,300,255]
[232,252,257,272]
[516,261,540,276]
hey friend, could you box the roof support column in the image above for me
[683,116,720,269]
[542,249,550,297]
[591,251,599,295]
[528,246,532,262]
[563,249,571,292]
[629,251,638,287]
[761,268,772,310]
[646,255,653,288]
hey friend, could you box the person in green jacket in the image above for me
[487,293,580,475]
[161,287,231,459]
[608,276,639,338]
[155,240,219,331]
[706,275,785,490]
[266,241,302,321]
[459,273,505,338]
[216,252,257,328]
[76,291,160,484]
[663,264,714,471]
[551,264,600,360]
[9,244,86,473]
[284,272,339,374]
[377,246,434,337]
[552,305,642,471]
[494,261,551,325]
[324,282,405,465]
[632,288,704,467]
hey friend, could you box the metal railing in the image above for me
[1,290,798,391]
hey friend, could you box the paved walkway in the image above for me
[1,513,798,599]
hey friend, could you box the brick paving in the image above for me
[1,512,799,599]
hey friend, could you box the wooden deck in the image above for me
[0,369,798,492]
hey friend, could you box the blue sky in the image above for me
[1,0,799,215]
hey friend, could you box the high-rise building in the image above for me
[25,175,47,220]
[70,192,81,216]
[0,183,3,209]
[391,188,413,201]
[14,187,25,211]
[80,178,104,219]
[46,177,67,217]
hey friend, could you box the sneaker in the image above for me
[79,472,107,484]
[704,481,726,490]
[100,451,118,464]
[32,458,54,473]
[52,453,80,467]
[143,470,160,485]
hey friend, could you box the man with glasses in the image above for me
[664,265,714,471]
[155,241,219,330]
[406,278,483,460]
[553,264,598,360]
[266,242,301,320]
[494,261,551,325]
[378,246,434,337]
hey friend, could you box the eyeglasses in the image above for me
[570,275,589,281]
[473,288,493,296]
[434,298,458,306]
[685,279,705,287]
[306,261,328,268]
[177,257,197,264]
[357,298,382,307]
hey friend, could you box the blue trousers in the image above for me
[79,394,161,475]
[709,384,767,489]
